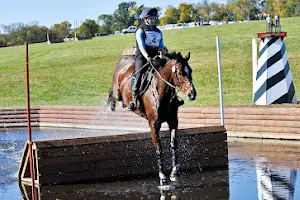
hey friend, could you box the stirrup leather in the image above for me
[128,94,137,111]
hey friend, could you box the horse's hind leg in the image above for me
[168,119,180,182]
[107,89,116,111]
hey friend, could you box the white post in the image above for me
[216,36,224,126]
[252,39,257,100]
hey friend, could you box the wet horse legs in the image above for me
[170,128,180,181]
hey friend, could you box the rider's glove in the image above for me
[146,57,152,62]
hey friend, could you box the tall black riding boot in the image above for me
[128,77,138,111]
[177,96,184,107]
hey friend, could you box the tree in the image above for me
[195,0,214,22]
[285,0,300,17]
[112,2,136,31]
[98,14,114,34]
[160,6,180,25]
[263,0,276,16]
[273,0,286,17]
[231,0,259,20]
[25,25,48,43]
[129,4,145,26]
[0,22,49,47]
[77,25,91,38]
[51,21,72,39]
[78,19,99,37]
[178,3,194,23]
[0,34,6,47]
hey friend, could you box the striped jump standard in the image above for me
[254,32,297,105]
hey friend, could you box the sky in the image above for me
[0,0,227,29]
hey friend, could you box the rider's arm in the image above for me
[136,28,149,59]
[159,31,166,49]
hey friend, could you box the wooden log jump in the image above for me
[18,126,228,186]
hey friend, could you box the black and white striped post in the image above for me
[256,159,297,200]
[253,32,297,105]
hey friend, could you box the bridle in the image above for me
[149,59,193,104]
[151,60,193,92]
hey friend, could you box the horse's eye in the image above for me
[178,71,182,75]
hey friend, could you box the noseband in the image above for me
[172,62,193,91]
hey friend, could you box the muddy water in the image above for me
[1,129,300,200]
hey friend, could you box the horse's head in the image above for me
[171,52,196,101]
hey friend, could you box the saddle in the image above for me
[137,56,168,97]
[138,66,156,97]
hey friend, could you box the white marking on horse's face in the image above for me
[184,66,190,75]
[172,65,176,72]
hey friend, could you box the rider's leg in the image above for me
[128,54,145,111]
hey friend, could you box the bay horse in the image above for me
[107,52,196,186]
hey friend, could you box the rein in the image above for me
[149,61,177,89]
[149,61,181,104]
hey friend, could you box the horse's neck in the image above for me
[159,60,175,82]
[153,60,176,97]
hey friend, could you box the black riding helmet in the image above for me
[140,7,158,19]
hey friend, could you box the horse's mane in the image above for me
[152,51,185,68]
[120,52,184,69]
[164,52,178,60]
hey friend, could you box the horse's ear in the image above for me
[176,52,182,61]
[185,52,190,61]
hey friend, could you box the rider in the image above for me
[127,7,184,111]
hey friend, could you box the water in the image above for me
[1,128,300,200]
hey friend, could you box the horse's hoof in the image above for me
[170,174,179,182]
[159,172,168,186]
[170,164,180,182]
[108,103,116,112]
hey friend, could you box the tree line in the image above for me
[0,0,299,48]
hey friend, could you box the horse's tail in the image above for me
[107,89,116,112]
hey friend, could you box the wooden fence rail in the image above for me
[1,106,299,139]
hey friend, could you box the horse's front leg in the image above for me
[168,120,180,182]
[149,120,167,186]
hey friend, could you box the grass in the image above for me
[1,17,300,108]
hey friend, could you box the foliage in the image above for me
[285,0,300,17]
[194,0,213,22]
[0,22,48,47]
[98,14,114,34]
[51,21,72,39]
[112,2,136,31]
[178,3,194,23]
[129,5,145,26]
[160,7,180,25]
[77,19,99,38]
[231,0,259,20]
[263,0,276,16]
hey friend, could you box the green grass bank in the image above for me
[1,17,300,108]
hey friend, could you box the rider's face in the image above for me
[145,16,156,26]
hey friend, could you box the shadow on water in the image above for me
[1,129,300,199]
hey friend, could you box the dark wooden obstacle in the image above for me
[18,126,227,186]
